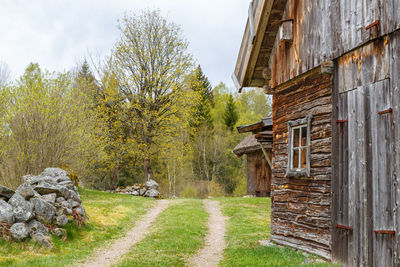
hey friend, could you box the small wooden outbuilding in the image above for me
[233,118,273,197]
[233,0,400,265]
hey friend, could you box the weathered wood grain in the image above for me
[271,70,332,258]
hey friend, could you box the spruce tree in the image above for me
[223,94,239,131]
[189,65,214,130]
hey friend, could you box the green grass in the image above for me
[115,199,208,267]
[218,197,339,267]
[0,189,155,267]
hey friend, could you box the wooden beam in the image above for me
[278,19,293,42]
[259,144,272,168]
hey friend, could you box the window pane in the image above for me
[293,128,300,147]
[301,148,307,168]
[301,126,307,146]
[293,149,299,169]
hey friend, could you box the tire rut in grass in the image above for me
[187,200,228,267]
[77,199,169,267]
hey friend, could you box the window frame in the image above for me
[286,115,312,178]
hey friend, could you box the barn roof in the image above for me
[233,134,261,157]
[233,131,272,157]
[232,0,287,91]
[236,116,272,133]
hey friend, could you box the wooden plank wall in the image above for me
[247,151,271,196]
[269,0,400,89]
[331,30,400,266]
[392,30,400,267]
[271,71,332,259]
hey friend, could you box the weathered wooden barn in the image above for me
[233,118,273,197]
[233,0,400,265]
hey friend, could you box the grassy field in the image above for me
[0,190,340,267]
[0,189,154,267]
[218,197,338,267]
[116,199,208,267]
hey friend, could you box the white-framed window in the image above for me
[286,115,312,177]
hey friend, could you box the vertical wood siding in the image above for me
[247,151,272,196]
[331,31,400,266]
[271,72,332,259]
[269,0,400,89]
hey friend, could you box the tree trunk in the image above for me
[144,157,153,181]
[110,163,119,190]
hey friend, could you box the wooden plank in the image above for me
[331,59,340,261]
[364,83,374,267]
[390,30,400,267]
[369,79,394,267]
[347,88,359,266]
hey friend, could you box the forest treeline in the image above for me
[0,10,271,197]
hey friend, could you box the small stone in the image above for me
[10,223,29,241]
[28,220,49,236]
[71,201,80,208]
[258,240,274,247]
[62,200,72,209]
[64,208,73,215]
[74,206,86,219]
[22,175,35,183]
[32,232,52,248]
[41,193,57,204]
[56,197,66,204]
[0,185,15,200]
[52,228,67,239]
[15,183,35,200]
[68,190,81,203]
[56,215,69,226]
[8,193,34,222]
[132,185,140,190]
[0,199,14,224]
[59,186,71,199]
[56,208,65,216]
[30,198,56,224]
[130,191,139,196]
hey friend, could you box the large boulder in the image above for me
[30,198,56,224]
[41,193,57,204]
[28,220,49,236]
[0,199,14,224]
[8,193,34,222]
[145,179,158,190]
[0,185,15,200]
[10,223,29,241]
[32,232,52,248]
[139,188,147,196]
[41,167,68,178]
[144,189,160,198]
[15,183,35,200]
[56,215,69,227]
[34,182,62,196]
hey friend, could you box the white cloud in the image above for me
[0,0,249,88]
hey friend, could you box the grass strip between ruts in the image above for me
[115,199,208,267]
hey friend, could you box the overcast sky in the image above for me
[0,0,249,89]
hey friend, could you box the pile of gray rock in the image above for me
[115,179,160,198]
[0,167,86,247]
